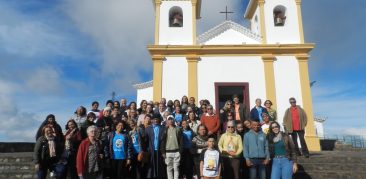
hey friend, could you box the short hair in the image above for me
[226,120,236,128]
[92,101,99,106]
[264,100,272,105]
[255,98,261,102]
[87,112,96,119]
[289,97,296,101]
[106,100,114,106]
[207,137,216,142]
[207,104,213,109]
[232,94,239,99]
[87,125,97,134]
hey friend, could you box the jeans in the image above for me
[37,163,65,179]
[165,152,181,179]
[270,157,293,179]
[249,159,266,179]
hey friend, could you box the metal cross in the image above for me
[220,6,234,20]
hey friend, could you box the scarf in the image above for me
[46,136,56,157]
[273,132,283,143]
[65,128,76,150]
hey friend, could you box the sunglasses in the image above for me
[290,101,296,103]
[227,126,234,128]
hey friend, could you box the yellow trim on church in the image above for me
[296,0,305,43]
[186,55,199,102]
[152,55,164,102]
[154,0,162,45]
[262,55,277,109]
[258,0,267,44]
[148,44,314,56]
[296,54,321,152]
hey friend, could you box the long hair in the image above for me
[267,121,281,144]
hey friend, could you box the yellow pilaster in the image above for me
[258,0,267,44]
[296,54,321,152]
[154,0,162,45]
[192,0,197,45]
[262,55,277,108]
[296,0,305,43]
[152,55,164,102]
[186,55,199,103]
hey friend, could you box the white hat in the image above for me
[167,115,175,120]
[104,107,111,111]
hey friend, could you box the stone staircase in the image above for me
[0,152,36,179]
[1,150,366,179]
[294,151,366,179]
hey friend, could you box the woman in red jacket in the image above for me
[76,125,103,179]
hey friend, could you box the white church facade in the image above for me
[133,0,321,151]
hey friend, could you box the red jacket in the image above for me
[76,138,102,176]
[200,114,220,134]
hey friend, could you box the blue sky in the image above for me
[0,0,365,141]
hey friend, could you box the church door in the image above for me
[214,82,250,115]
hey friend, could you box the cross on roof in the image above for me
[220,6,234,20]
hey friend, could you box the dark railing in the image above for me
[321,135,366,148]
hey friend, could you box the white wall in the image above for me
[162,57,188,100]
[136,86,153,108]
[274,56,303,125]
[250,7,261,35]
[314,121,325,138]
[159,1,193,45]
[198,56,266,110]
[204,29,260,45]
[264,0,301,44]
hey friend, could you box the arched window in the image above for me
[273,5,287,26]
[169,6,183,27]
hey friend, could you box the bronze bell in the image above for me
[173,17,182,27]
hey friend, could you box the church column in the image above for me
[154,0,162,44]
[258,0,267,44]
[296,0,305,43]
[152,55,164,102]
[192,0,197,45]
[262,55,277,108]
[296,54,321,152]
[187,56,199,104]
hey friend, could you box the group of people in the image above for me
[34,95,310,179]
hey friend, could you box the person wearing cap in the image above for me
[160,115,183,179]
[96,106,113,178]
[145,115,167,179]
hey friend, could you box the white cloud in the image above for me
[25,67,63,95]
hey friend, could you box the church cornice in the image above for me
[197,20,261,44]
[147,44,315,57]
[133,80,153,89]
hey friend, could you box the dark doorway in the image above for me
[214,83,250,115]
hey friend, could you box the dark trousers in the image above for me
[111,159,128,179]
[193,154,202,179]
[37,163,65,179]
[180,149,194,179]
[131,155,146,179]
[291,130,309,156]
[222,157,241,179]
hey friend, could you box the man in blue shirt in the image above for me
[244,120,270,179]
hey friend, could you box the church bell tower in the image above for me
[244,0,305,44]
[152,0,202,45]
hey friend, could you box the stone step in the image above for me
[0,163,34,171]
[0,173,37,179]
